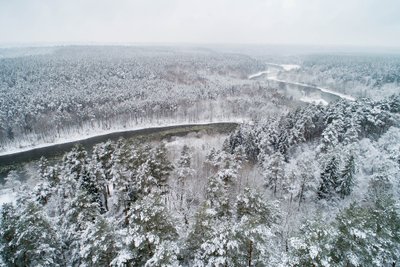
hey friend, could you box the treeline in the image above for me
[225,94,400,162]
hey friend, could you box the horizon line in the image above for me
[1,42,400,55]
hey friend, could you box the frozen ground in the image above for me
[248,70,272,79]
[264,62,301,71]
[300,96,329,106]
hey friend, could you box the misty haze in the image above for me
[0,1,399,266]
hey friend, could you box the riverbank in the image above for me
[0,122,238,174]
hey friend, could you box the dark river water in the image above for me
[0,122,238,179]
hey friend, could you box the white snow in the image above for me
[0,188,16,206]
[248,70,272,79]
[281,64,301,71]
[248,62,300,79]
[315,85,356,101]
[265,62,301,71]
[300,96,329,106]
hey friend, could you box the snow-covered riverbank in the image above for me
[0,121,243,157]
[268,77,356,101]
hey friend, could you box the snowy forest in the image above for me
[0,46,292,153]
[0,46,400,267]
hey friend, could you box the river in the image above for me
[0,122,238,173]
[248,64,355,103]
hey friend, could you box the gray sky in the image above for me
[0,0,399,47]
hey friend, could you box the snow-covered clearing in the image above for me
[281,64,301,71]
[300,96,329,106]
[264,62,301,71]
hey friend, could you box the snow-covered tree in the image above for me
[127,193,178,266]
[175,145,195,208]
[91,140,115,212]
[148,144,174,195]
[337,154,356,198]
[289,218,337,266]
[185,203,216,264]
[192,220,238,267]
[235,188,281,266]
[0,201,63,266]
[145,240,181,267]
[318,155,340,199]
[262,151,285,196]
[79,216,118,267]
[333,199,400,266]
[59,189,102,266]
[62,144,88,181]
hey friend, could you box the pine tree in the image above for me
[33,181,52,205]
[148,143,174,195]
[184,201,218,265]
[192,220,238,267]
[337,154,355,198]
[289,218,337,267]
[176,145,194,208]
[145,240,181,267]
[60,189,101,266]
[318,155,340,199]
[235,188,280,266]
[127,194,178,266]
[78,167,103,206]
[128,144,173,200]
[295,153,319,208]
[0,204,18,266]
[205,174,232,217]
[80,216,118,267]
[277,130,289,160]
[38,156,49,178]
[333,199,400,266]
[110,139,136,221]
[91,140,115,212]
[4,169,21,191]
[34,158,60,205]
[1,201,63,266]
[262,151,285,196]
[185,202,215,262]
[62,144,88,181]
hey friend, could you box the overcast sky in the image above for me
[0,0,399,47]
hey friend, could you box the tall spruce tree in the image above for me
[318,155,340,199]
[337,154,355,198]
[79,216,118,267]
[262,151,285,196]
[235,188,280,266]
[127,194,178,266]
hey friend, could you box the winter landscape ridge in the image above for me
[0,45,399,267]
[1,0,400,265]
